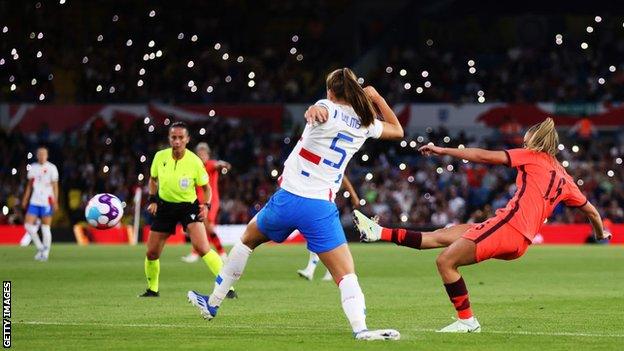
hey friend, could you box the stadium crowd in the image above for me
[2,1,624,105]
[1,118,623,228]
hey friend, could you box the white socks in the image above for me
[209,241,252,307]
[41,224,52,253]
[339,273,367,333]
[25,223,44,250]
[304,252,319,273]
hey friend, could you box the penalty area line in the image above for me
[19,321,624,338]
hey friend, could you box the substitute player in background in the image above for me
[140,122,235,298]
[181,142,231,263]
[355,118,611,333]
[188,68,404,340]
[297,175,360,281]
[22,146,59,261]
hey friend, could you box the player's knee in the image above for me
[436,253,453,271]
[240,234,258,249]
[241,223,266,249]
[192,244,209,256]
[146,250,160,260]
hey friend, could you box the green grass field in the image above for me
[1,243,623,350]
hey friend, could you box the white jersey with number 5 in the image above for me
[279,99,383,201]
[27,161,59,207]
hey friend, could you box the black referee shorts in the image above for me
[151,199,202,234]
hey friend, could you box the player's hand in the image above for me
[418,144,445,156]
[304,105,328,125]
[198,203,209,221]
[147,202,158,215]
[596,231,612,241]
[51,200,59,212]
[21,200,27,210]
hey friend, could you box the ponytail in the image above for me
[326,68,376,127]
[525,117,559,156]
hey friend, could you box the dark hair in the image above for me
[169,121,189,134]
[326,68,376,127]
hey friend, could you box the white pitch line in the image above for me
[19,321,624,338]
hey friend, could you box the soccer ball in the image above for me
[85,193,124,229]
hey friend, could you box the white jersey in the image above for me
[27,161,59,206]
[280,99,383,201]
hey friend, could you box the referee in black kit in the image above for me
[140,121,235,298]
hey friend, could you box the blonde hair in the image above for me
[525,117,559,156]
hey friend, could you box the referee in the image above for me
[140,121,235,298]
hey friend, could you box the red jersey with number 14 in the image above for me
[498,148,587,240]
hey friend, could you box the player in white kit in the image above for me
[22,147,59,261]
[187,68,405,340]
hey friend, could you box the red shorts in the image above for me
[462,218,531,263]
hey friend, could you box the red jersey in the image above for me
[499,148,587,240]
[196,160,220,206]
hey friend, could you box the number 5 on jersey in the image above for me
[323,133,354,169]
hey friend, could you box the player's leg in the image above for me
[24,210,44,259]
[318,244,399,340]
[435,238,481,333]
[40,213,53,260]
[188,217,269,319]
[140,230,168,297]
[188,190,298,319]
[354,210,470,249]
[182,215,225,263]
[297,250,320,280]
[211,218,268,301]
[303,201,398,340]
[19,232,32,246]
[186,221,235,299]
[205,214,226,257]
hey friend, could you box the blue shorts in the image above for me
[27,204,53,218]
[256,189,346,253]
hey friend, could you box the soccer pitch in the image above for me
[2,243,622,350]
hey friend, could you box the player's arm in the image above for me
[216,160,232,170]
[363,86,404,140]
[147,177,158,215]
[418,144,508,165]
[577,201,611,240]
[198,184,212,221]
[199,184,212,204]
[340,175,360,208]
[22,179,32,210]
[51,181,59,210]
[304,105,329,125]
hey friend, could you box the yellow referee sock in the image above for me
[144,257,160,292]
[202,250,223,278]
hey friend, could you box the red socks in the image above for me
[444,277,473,320]
[381,228,422,249]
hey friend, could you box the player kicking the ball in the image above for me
[354,118,611,333]
[187,68,404,340]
